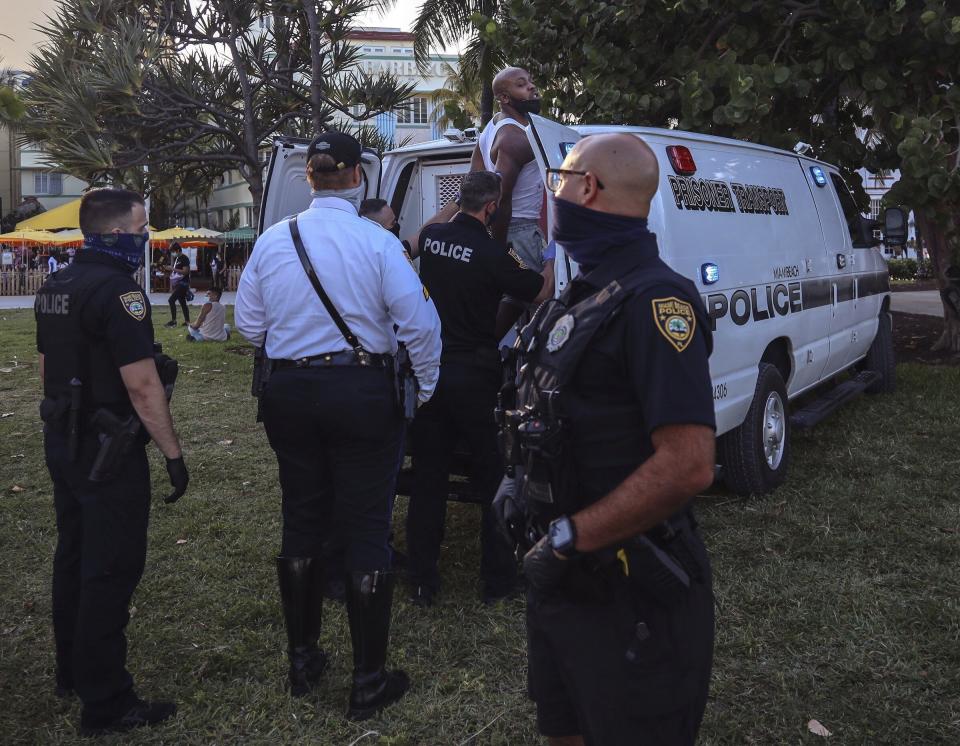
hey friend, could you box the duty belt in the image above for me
[275,351,392,369]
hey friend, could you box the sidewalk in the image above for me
[890,290,942,317]
[0,292,237,310]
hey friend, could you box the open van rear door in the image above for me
[525,114,582,292]
[259,138,382,234]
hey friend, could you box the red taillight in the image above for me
[667,145,696,176]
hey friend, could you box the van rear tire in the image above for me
[860,311,895,394]
[720,363,790,496]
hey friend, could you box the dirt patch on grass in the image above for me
[893,311,960,366]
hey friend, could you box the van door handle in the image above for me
[832,284,838,315]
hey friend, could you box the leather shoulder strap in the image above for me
[288,216,363,354]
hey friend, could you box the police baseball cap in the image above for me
[306,132,362,172]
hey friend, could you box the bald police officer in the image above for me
[36,187,188,736]
[497,134,716,745]
[405,171,554,606]
[235,132,441,720]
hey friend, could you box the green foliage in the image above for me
[20,0,414,223]
[887,258,918,280]
[412,0,504,122]
[499,0,960,263]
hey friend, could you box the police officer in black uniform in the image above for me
[406,171,555,606]
[35,188,189,737]
[495,134,716,745]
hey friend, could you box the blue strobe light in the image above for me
[701,262,720,285]
[810,165,827,187]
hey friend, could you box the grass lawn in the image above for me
[1,307,958,745]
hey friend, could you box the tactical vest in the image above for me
[513,257,695,521]
[35,260,141,414]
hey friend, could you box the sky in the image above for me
[0,0,422,71]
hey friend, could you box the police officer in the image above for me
[496,134,716,745]
[235,131,442,720]
[405,171,554,606]
[35,187,189,736]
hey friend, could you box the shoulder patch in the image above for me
[422,285,430,301]
[651,296,695,352]
[508,248,528,269]
[120,291,147,321]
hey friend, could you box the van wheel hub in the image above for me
[763,392,786,470]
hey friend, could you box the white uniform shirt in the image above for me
[235,197,442,401]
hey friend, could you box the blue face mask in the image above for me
[83,232,149,272]
[550,196,652,272]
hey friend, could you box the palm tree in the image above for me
[430,61,482,132]
[411,0,504,126]
[0,46,26,125]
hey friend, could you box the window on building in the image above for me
[34,172,62,195]
[371,46,384,53]
[397,97,429,125]
[246,207,253,226]
[870,199,882,220]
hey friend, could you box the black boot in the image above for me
[346,571,410,721]
[276,557,328,697]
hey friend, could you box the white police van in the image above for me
[260,115,904,496]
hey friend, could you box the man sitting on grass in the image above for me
[186,287,230,342]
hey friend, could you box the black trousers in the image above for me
[527,525,714,746]
[261,366,402,572]
[168,284,190,323]
[406,360,516,593]
[45,426,150,723]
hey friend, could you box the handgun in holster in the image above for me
[88,409,142,482]
[39,378,83,462]
[395,342,418,422]
[615,521,704,604]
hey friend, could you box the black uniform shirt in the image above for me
[565,244,716,504]
[419,213,543,356]
[35,251,155,410]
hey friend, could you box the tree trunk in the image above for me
[302,1,324,134]
[481,78,494,127]
[914,208,960,353]
[245,168,263,232]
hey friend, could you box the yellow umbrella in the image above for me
[0,229,57,244]
[16,199,82,230]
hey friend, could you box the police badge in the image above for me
[652,297,695,352]
[546,314,575,352]
[120,291,147,321]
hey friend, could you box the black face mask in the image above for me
[509,96,542,115]
[389,223,401,237]
[485,204,500,227]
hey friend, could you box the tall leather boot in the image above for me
[276,557,328,697]
[345,571,410,721]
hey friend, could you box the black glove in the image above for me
[164,456,189,504]
[523,535,570,595]
[492,475,526,545]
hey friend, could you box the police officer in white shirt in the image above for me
[235,131,442,721]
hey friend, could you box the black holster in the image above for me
[394,343,418,422]
[88,409,142,482]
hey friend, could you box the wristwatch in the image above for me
[548,516,578,558]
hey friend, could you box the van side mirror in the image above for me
[883,207,907,247]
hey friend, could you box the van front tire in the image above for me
[860,311,895,394]
[720,363,790,496]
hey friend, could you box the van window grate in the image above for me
[436,173,464,208]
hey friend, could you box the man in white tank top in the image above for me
[471,67,551,337]
[471,67,546,265]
